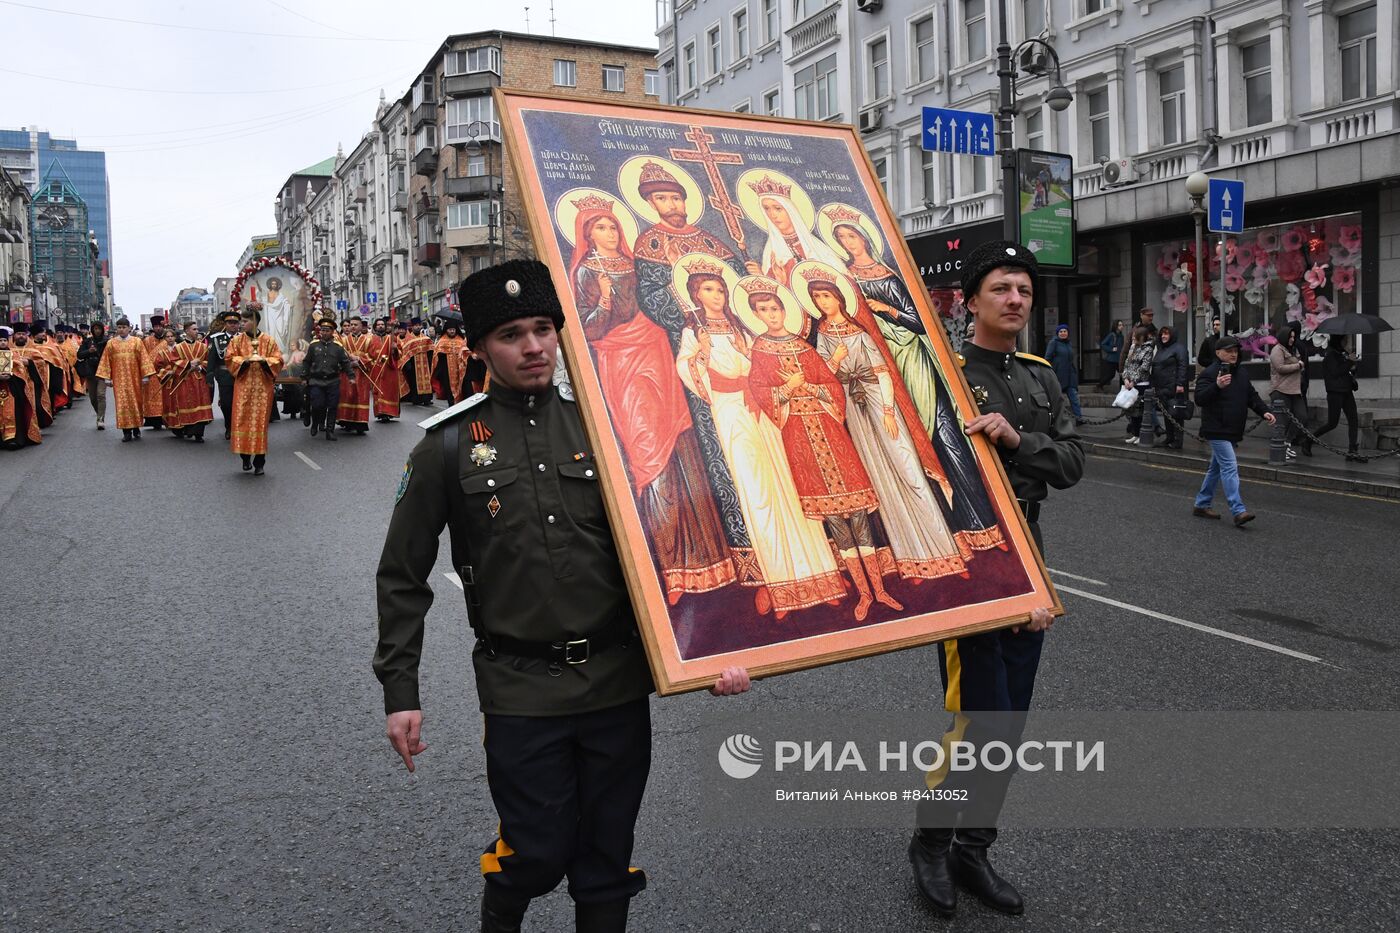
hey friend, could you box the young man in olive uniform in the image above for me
[373,259,749,933]
[908,241,1084,918]
[303,317,355,440]
[208,311,241,439]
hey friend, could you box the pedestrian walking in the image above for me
[1269,325,1308,458]
[302,317,355,441]
[907,241,1081,920]
[76,321,109,430]
[1315,334,1362,461]
[226,304,283,475]
[1043,323,1083,424]
[1193,335,1276,526]
[1136,306,1157,337]
[1097,320,1124,388]
[94,318,155,442]
[1151,326,1188,449]
[207,311,240,439]
[374,259,751,933]
[1120,324,1156,443]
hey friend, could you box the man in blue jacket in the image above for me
[1193,335,1276,526]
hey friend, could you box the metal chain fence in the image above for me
[1141,398,1400,465]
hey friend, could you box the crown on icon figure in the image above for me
[747,175,792,198]
[823,204,864,223]
[799,265,839,285]
[571,193,615,212]
[684,257,727,278]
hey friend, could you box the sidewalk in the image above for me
[1076,405,1400,500]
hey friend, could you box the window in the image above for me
[447,201,490,229]
[873,156,889,194]
[1241,40,1271,127]
[1158,64,1185,146]
[762,0,778,44]
[553,59,577,87]
[964,0,988,62]
[911,15,937,85]
[1083,0,1104,13]
[445,46,501,76]
[446,97,498,144]
[411,76,435,110]
[1023,0,1045,37]
[763,87,781,115]
[414,124,436,153]
[466,155,486,177]
[794,0,832,19]
[390,164,407,196]
[734,99,751,113]
[867,36,890,101]
[972,155,989,193]
[645,69,661,96]
[921,146,936,201]
[734,9,749,59]
[794,54,838,120]
[707,26,722,76]
[1087,86,1110,161]
[1340,5,1377,102]
[603,65,625,92]
[682,42,697,90]
[1025,107,1044,150]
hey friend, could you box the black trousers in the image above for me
[1317,390,1359,450]
[308,382,341,428]
[213,371,234,427]
[918,524,1045,848]
[282,382,304,416]
[1270,390,1309,445]
[482,697,651,905]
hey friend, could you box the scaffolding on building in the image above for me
[29,160,98,325]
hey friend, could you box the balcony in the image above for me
[1303,96,1399,147]
[411,99,437,130]
[787,2,839,61]
[416,242,441,266]
[1132,143,1200,185]
[354,184,367,204]
[1074,168,1105,199]
[444,72,499,97]
[390,189,409,212]
[389,148,406,164]
[1220,124,1290,167]
[416,194,439,214]
[445,225,490,249]
[412,147,438,177]
[445,174,501,199]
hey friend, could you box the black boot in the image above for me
[479,884,528,933]
[950,842,1023,915]
[253,454,266,476]
[325,425,337,441]
[121,429,132,442]
[575,898,630,933]
[908,831,956,917]
[309,412,320,437]
[241,454,252,472]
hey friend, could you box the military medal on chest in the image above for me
[470,442,497,467]
[487,495,501,518]
[972,385,990,407]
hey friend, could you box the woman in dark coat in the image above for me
[75,321,110,430]
[1315,334,1361,461]
[1150,325,1188,448]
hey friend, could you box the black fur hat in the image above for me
[457,259,564,348]
[960,240,1040,302]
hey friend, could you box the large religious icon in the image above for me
[230,256,326,363]
[497,89,1061,694]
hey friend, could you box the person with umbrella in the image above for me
[1313,313,1393,463]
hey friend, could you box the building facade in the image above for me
[236,234,281,271]
[659,0,1400,398]
[170,286,216,329]
[29,164,102,326]
[275,31,663,324]
[1,165,32,323]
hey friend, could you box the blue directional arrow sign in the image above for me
[367,291,378,304]
[1207,178,1245,234]
[922,106,996,156]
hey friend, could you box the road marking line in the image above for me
[1048,568,1106,586]
[1088,455,1400,506]
[443,571,463,589]
[294,451,322,471]
[1056,584,1335,666]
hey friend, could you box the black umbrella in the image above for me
[434,308,464,325]
[1314,314,1393,336]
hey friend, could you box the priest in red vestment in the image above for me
[336,316,373,434]
[365,317,401,421]
[227,304,284,474]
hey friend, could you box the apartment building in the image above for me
[659,0,1400,397]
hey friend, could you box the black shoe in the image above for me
[242,456,252,472]
[121,432,132,443]
[325,429,337,441]
[1301,438,1313,456]
[195,436,204,443]
[950,843,1024,916]
[309,420,318,437]
[1346,450,1363,462]
[132,430,142,440]
[479,884,528,933]
[908,833,957,918]
[253,466,264,476]
[575,898,630,933]
[225,428,231,440]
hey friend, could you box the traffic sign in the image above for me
[1207,178,1245,234]
[367,292,378,304]
[922,106,996,156]
[335,299,348,311]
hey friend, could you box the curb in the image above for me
[1084,440,1400,501]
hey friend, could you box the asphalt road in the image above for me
[2,403,1397,933]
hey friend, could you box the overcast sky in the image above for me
[2,0,659,317]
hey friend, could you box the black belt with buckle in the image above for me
[483,621,635,667]
[1017,499,1042,523]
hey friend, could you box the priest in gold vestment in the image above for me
[226,304,283,474]
[94,318,155,441]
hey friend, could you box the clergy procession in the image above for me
[0,308,484,470]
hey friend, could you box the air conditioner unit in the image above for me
[855,0,883,11]
[858,107,884,134]
[1101,158,1138,187]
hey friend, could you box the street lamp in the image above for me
[1184,171,1210,359]
[995,2,1072,345]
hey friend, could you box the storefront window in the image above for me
[927,286,969,353]
[1144,210,1363,355]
